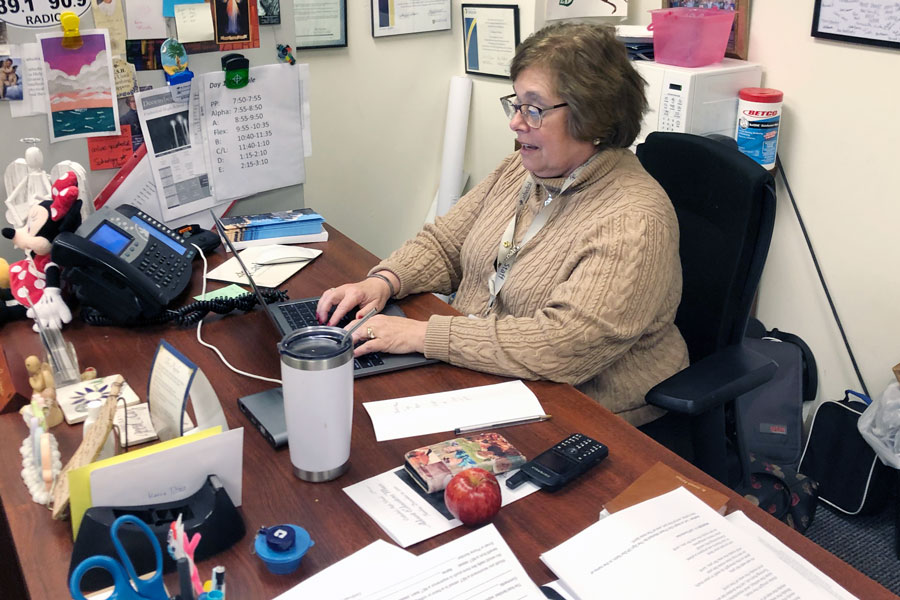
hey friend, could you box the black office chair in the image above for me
[635,132,777,490]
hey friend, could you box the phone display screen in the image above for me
[89,223,132,255]
[535,450,576,475]
[131,216,187,255]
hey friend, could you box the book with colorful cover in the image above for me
[403,432,527,494]
[219,208,324,242]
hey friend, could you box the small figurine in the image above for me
[1,171,82,331]
[4,143,52,228]
[276,44,296,66]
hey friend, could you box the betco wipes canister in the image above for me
[735,87,783,170]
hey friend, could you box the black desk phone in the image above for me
[506,433,608,492]
[52,204,196,324]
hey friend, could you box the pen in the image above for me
[178,557,195,600]
[454,414,552,435]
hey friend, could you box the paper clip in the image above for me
[60,11,83,50]
[222,53,249,89]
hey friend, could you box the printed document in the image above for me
[136,85,220,221]
[541,487,835,599]
[363,380,546,441]
[349,524,545,600]
[196,63,305,202]
[274,540,417,599]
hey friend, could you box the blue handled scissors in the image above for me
[69,514,168,600]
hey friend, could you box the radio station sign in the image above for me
[0,0,90,28]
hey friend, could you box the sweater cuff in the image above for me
[424,314,453,361]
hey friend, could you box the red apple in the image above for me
[444,467,502,525]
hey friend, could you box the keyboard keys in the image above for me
[278,300,381,371]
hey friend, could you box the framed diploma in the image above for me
[371,0,451,38]
[462,4,520,79]
[295,0,348,49]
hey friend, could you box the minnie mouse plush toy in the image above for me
[1,171,82,331]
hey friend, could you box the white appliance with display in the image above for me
[632,58,763,147]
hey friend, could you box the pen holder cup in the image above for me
[279,327,354,482]
[254,525,314,574]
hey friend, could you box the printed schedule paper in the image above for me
[197,62,305,202]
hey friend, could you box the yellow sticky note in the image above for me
[68,426,222,538]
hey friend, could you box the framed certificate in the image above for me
[462,4,520,79]
[295,0,347,49]
[371,0,451,38]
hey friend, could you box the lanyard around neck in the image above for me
[484,155,597,314]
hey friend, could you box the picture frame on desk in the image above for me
[663,0,750,60]
[295,0,348,49]
[811,0,900,50]
[461,4,520,79]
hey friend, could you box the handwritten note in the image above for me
[816,0,900,44]
[174,2,215,42]
[362,380,546,441]
[124,0,168,39]
[88,131,133,170]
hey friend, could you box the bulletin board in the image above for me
[0,0,305,260]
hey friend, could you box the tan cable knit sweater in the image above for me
[374,149,688,426]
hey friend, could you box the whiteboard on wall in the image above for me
[812,0,900,49]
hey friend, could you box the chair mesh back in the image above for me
[637,132,775,363]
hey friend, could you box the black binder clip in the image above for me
[222,53,250,89]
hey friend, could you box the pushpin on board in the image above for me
[222,53,249,89]
[60,11,83,50]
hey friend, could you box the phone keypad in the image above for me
[556,433,607,463]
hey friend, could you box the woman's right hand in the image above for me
[316,277,392,326]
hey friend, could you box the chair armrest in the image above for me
[646,344,777,416]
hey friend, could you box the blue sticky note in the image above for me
[163,0,205,19]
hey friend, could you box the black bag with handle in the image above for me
[798,390,894,515]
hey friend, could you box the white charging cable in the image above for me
[191,243,282,385]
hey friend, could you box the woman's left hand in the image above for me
[348,314,427,357]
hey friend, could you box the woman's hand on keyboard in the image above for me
[317,278,389,327]
[347,314,427,357]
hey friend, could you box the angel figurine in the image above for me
[4,138,94,229]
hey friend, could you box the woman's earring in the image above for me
[592,138,601,146]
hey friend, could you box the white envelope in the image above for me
[89,428,243,508]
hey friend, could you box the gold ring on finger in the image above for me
[367,326,376,340]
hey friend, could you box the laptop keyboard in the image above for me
[278,300,385,371]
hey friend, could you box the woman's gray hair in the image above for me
[510,22,647,148]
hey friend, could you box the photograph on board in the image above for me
[37,30,119,142]
[0,55,24,101]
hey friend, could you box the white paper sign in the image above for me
[197,63,305,202]
[90,428,244,508]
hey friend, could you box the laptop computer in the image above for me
[210,209,436,378]
[211,210,437,448]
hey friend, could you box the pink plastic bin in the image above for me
[649,8,735,68]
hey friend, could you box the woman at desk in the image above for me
[317,23,688,426]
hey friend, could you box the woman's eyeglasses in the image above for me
[500,94,568,128]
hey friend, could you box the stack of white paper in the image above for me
[541,487,857,600]
[277,525,545,600]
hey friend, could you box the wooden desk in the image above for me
[0,225,893,599]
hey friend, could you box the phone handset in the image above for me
[51,204,195,324]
